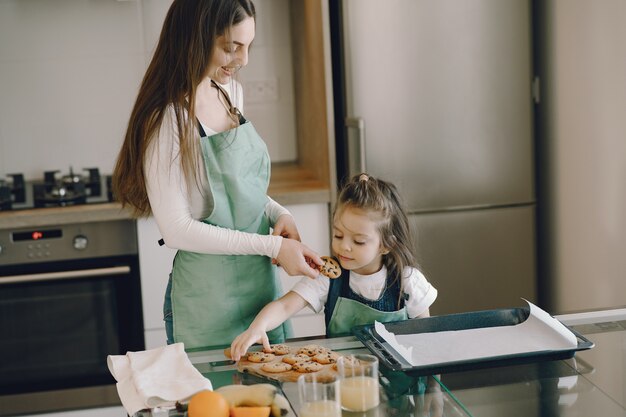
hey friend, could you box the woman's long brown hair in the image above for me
[112,0,255,217]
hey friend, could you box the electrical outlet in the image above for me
[245,78,279,103]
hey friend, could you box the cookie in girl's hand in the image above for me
[263,344,290,355]
[319,256,341,279]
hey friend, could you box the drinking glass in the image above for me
[297,373,341,417]
[337,353,380,412]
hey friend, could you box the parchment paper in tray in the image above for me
[374,300,579,367]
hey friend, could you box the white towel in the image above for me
[107,343,213,416]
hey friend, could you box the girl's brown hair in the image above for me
[335,173,419,304]
[112,0,256,217]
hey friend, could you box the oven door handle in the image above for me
[0,266,131,284]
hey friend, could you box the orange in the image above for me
[187,390,230,417]
[230,406,271,417]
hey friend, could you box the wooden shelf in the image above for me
[269,162,331,205]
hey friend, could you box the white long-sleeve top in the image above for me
[144,82,288,258]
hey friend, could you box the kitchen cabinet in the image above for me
[138,203,330,349]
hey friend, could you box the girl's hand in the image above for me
[276,238,323,279]
[272,214,301,241]
[230,327,271,362]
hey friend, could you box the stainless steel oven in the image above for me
[0,219,144,416]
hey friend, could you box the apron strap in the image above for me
[324,268,350,328]
[210,80,247,125]
[194,81,247,138]
[197,120,207,137]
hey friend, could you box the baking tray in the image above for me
[352,306,594,376]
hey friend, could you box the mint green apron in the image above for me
[326,297,408,337]
[170,116,290,350]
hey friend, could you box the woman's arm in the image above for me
[230,291,308,361]
[145,110,321,277]
[145,121,283,257]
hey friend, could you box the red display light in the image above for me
[12,229,62,242]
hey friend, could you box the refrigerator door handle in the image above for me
[345,116,366,177]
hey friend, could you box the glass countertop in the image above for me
[139,309,626,417]
[436,309,626,416]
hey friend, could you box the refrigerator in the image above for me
[330,0,537,315]
[535,0,626,314]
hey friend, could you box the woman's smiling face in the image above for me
[331,206,388,275]
[208,16,255,84]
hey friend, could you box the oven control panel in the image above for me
[25,242,52,260]
[0,220,137,266]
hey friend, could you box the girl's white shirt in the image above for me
[291,266,437,319]
[144,81,288,257]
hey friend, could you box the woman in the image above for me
[112,0,322,349]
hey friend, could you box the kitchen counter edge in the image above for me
[0,187,330,230]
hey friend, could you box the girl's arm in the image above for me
[230,291,309,361]
[415,308,431,318]
[403,267,438,318]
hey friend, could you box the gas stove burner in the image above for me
[33,182,87,208]
[0,169,111,211]
[0,174,25,211]
[35,167,96,208]
[44,168,102,197]
[0,184,11,211]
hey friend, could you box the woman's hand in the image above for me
[230,326,270,362]
[276,238,322,279]
[272,214,301,241]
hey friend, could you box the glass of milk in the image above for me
[297,373,341,417]
[337,354,380,412]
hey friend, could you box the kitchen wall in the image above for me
[0,0,297,179]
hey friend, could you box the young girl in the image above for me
[230,173,438,360]
[112,0,322,350]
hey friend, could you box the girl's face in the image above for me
[208,16,255,84]
[331,206,389,276]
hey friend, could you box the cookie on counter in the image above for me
[282,353,311,364]
[313,351,339,364]
[333,355,361,370]
[297,344,329,357]
[247,352,275,363]
[261,362,292,373]
[292,361,323,373]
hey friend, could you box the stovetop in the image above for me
[0,168,113,211]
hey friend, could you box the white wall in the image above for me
[0,0,296,180]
